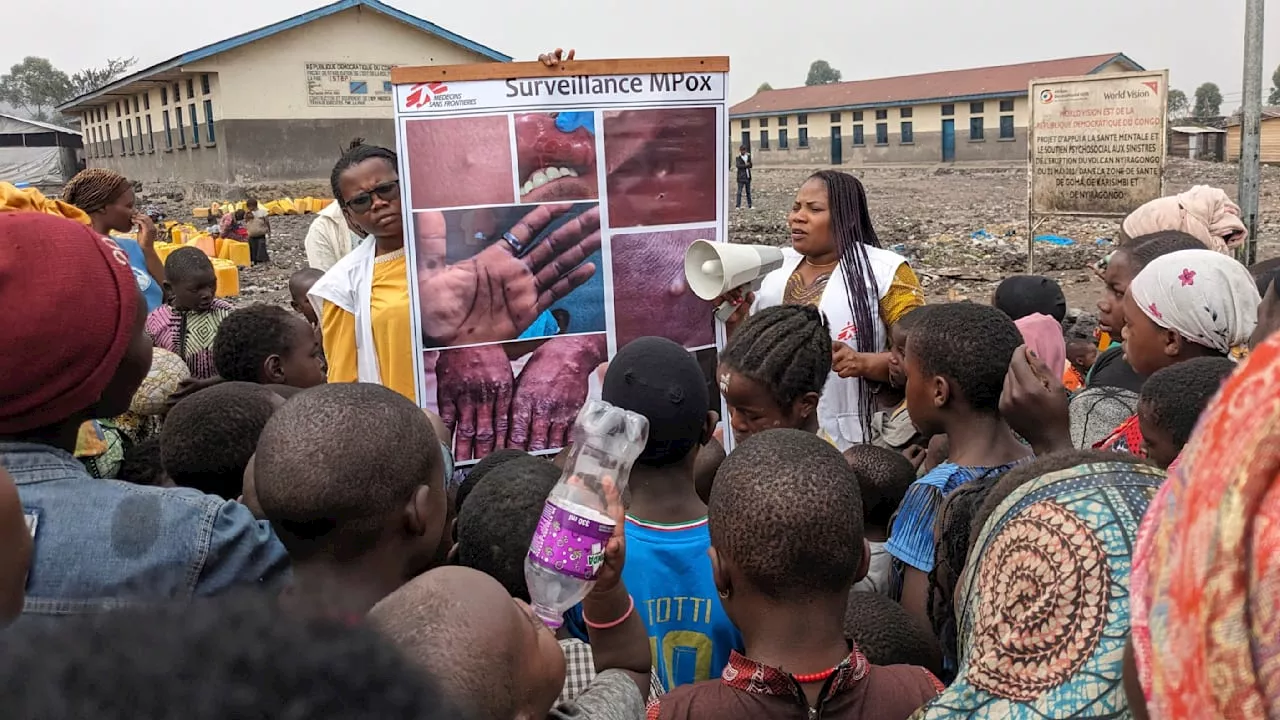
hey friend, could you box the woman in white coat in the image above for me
[722,170,924,449]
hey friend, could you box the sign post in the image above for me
[389,57,731,465]
[1026,70,1169,272]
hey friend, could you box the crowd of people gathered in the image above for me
[1,50,1278,720]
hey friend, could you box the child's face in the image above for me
[888,323,909,388]
[1098,250,1138,336]
[1121,291,1175,377]
[511,597,570,713]
[718,365,802,444]
[1137,402,1180,469]
[1066,342,1098,374]
[278,318,327,388]
[903,338,943,437]
[169,269,217,312]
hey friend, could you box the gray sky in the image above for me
[6,0,1279,109]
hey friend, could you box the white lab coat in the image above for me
[752,245,906,449]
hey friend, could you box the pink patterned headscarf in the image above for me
[1122,186,1248,254]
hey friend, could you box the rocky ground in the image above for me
[138,158,1279,327]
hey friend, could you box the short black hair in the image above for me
[1139,357,1236,447]
[291,267,325,294]
[246,198,259,209]
[909,302,1021,414]
[213,304,310,383]
[455,449,531,516]
[892,305,929,335]
[254,383,441,563]
[164,246,214,283]
[1122,231,1205,269]
[161,382,280,499]
[842,444,916,529]
[456,456,560,601]
[331,138,398,204]
[1250,257,1280,297]
[603,336,709,466]
[993,274,1067,323]
[720,304,831,410]
[844,591,942,675]
[0,594,459,720]
[710,429,862,599]
[118,436,166,487]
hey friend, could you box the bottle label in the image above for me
[527,500,614,581]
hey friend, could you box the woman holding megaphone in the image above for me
[717,170,924,449]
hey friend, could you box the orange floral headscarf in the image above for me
[1131,329,1280,718]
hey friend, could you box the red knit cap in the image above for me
[0,213,140,433]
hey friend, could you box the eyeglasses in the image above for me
[343,180,400,213]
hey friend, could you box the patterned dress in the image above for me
[145,300,234,379]
[912,462,1163,719]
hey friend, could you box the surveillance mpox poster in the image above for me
[391,57,730,465]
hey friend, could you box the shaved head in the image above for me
[369,567,565,718]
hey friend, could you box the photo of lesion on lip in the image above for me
[412,203,606,350]
[512,111,599,204]
[404,114,516,210]
[603,106,719,229]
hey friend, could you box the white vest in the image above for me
[307,235,383,385]
[753,245,906,449]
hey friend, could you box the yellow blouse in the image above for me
[321,250,418,402]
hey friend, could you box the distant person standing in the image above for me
[735,144,752,209]
[245,199,271,265]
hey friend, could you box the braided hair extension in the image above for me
[62,168,131,215]
[720,304,832,411]
[329,138,398,205]
[927,475,1000,680]
[809,171,882,439]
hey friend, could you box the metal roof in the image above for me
[0,112,81,135]
[57,0,509,112]
[729,53,1143,117]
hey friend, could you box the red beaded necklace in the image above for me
[791,666,840,685]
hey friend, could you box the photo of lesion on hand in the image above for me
[412,202,605,349]
[422,333,608,463]
[513,111,600,203]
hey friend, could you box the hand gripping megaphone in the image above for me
[683,240,786,322]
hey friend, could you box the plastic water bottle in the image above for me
[525,399,649,628]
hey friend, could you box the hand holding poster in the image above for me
[391,57,730,463]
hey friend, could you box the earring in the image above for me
[718,589,729,599]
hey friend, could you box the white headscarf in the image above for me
[1128,249,1260,355]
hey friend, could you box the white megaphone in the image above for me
[684,240,786,322]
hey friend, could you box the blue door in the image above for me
[831,126,843,165]
[942,120,955,162]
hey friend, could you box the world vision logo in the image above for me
[1102,83,1158,101]
[1142,80,1160,95]
[405,82,449,109]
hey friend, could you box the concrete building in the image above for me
[1226,108,1280,164]
[57,0,508,185]
[730,53,1143,166]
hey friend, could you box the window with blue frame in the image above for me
[901,122,914,144]
[875,123,888,145]
[798,127,809,147]
[204,99,216,143]
[1000,115,1015,139]
[853,125,865,146]
[970,117,985,141]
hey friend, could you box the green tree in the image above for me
[757,82,773,93]
[1268,64,1280,105]
[0,57,72,121]
[1193,82,1224,118]
[70,57,137,97]
[1167,88,1189,119]
[805,60,842,86]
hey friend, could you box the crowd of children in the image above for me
[5,140,1280,719]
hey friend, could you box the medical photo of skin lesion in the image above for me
[422,333,608,462]
[412,203,605,350]
[602,106,719,229]
[609,227,716,350]
[404,115,516,209]
[513,111,600,203]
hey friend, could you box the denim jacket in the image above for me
[2,442,290,618]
